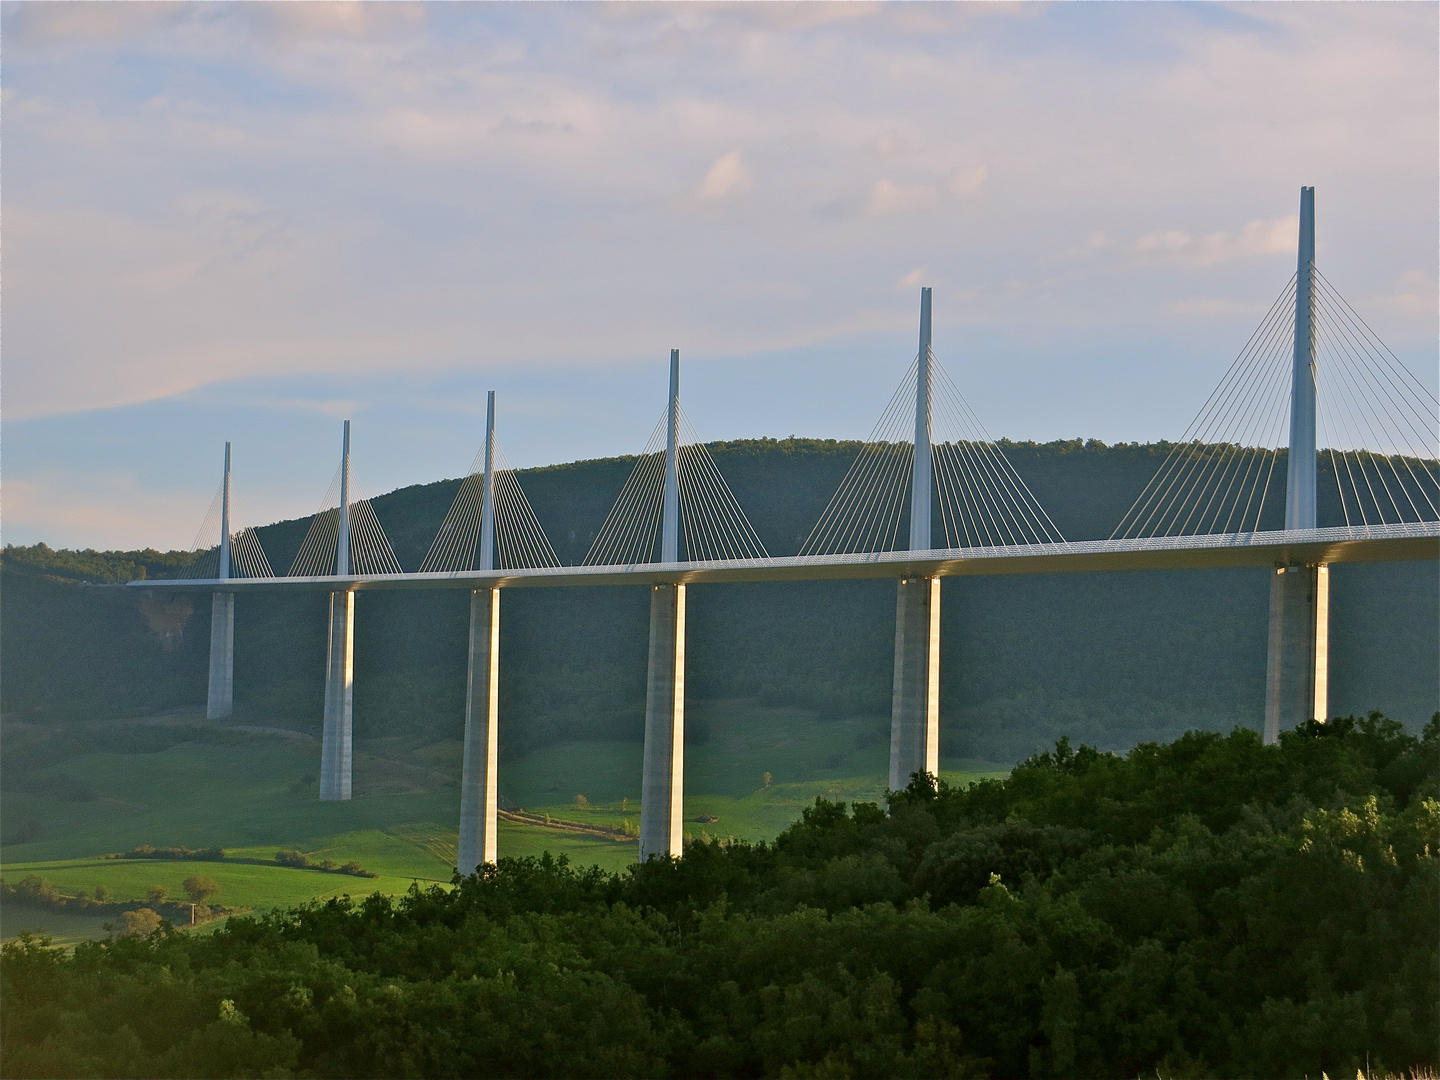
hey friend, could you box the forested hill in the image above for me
[3,439,1436,763]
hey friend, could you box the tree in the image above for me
[182,875,220,904]
[145,885,166,906]
[119,908,162,938]
[93,884,111,903]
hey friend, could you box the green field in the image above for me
[2,702,1004,945]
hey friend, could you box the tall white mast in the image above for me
[218,442,232,580]
[479,391,497,571]
[1285,187,1317,530]
[336,420,352,576]
[909,288,934,551]
[661,349,681,563]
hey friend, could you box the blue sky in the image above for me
[4,1,1435,549]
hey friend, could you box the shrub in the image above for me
[182,875,221,904]
[12,876,61,903]
[118,908,163,938]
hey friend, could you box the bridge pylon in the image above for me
[641,350,687,860]
[320,420,355,801]
[1264,187,1328,743]
[458,392,501,874]
[890,288,942,790]
[206,443,235,720]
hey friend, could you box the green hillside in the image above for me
[2,438,1434,944]
[3,439,1434,766]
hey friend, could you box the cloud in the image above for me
[1368,269,1439,315]
[1164,298,1271,317]
[2,2,1435,545]
[946,166,987,197]
[695,149,752,200]
[1,473,207,551]
[896,267,927,290]
[865,179,940,216]
[1134,216,1299,267]
[866,167,985,215]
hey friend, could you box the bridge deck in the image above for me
[128,522,1439,592]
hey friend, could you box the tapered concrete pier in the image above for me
[457,586,500,873]
[457,392,501,874]
[319,589,355,800]
[1264,187,1328,742]
[320,420,355,800]
[890,576,940,790]
[889,289,942,790]
[1264,563,1328,742]
[207,593,235,718]
[206,442,235,719]
[640,582,686,859]
[640,350,687,860]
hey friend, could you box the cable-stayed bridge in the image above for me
[142,188,1439,872]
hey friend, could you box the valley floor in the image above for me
[1,700,1004,946]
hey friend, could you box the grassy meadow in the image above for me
[2,701,1005,945]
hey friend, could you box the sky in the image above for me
[4,1,1436,550]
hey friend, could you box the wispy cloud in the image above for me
[695,149,752,201]
[2,2,1434,546]
[1134,216,1299,268]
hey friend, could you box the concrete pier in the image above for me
[206,592,235,719]
[640,582,686,860]
[1264,187,1328,744]
[457,587,501,874]
[319,590,355,800]
[206,442,235,719]
[889,575,940,790]
[1264,563,1329,742]
[889,289,941,791]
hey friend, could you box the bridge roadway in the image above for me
[130,521,1439,593]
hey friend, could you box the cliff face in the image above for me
[4,439,1436,763]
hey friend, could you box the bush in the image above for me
[9,875,61,903]
[1,718,1435,1079]
[117,908,163,938]
[117,844,226,861]
[182,875,221,904]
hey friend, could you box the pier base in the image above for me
[1264,563,1329,744]
[206,592,234,720]
[457,588,501,875]
[890,576,940,791]
[640,583,686,861]
[319,591,355,801]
